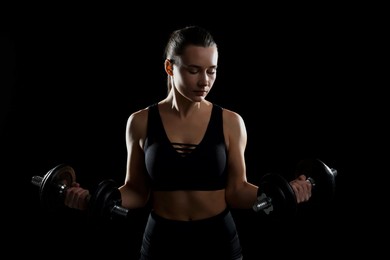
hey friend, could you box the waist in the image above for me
[151,207,231,224]
[151,190,227,221]
[150,181,227,191]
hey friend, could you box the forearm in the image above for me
[119,183,150,209]
[226,182,258,209]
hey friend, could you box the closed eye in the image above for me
[186,65,217,75]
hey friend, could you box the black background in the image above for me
[1,6,383,259]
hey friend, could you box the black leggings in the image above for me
[139,208,243,260]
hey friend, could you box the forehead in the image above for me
[180,45,218,66]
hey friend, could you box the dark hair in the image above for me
[164,26,217,93]
[164,25,217,60]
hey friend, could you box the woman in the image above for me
[65,25,311,259]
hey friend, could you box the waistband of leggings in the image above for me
[150,207,230,225]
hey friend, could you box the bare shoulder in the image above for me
[221,107,247,147]
[126,107,149,141]
[128,107,148,123]
[222,107,246,129]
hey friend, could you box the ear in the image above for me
[164,59,174,76]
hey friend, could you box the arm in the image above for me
[224,109,258,209]
[223,110,312,209]
[64,109,150,212]
[118,109,151,209]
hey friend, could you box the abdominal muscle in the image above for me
[151,189,227,221]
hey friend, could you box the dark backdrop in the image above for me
[1,9,377,259]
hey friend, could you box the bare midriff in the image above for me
[152,189,227,221]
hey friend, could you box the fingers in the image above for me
[64,183,90,210]
[289,176,312,203]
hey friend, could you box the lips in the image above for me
[194,91,207,96]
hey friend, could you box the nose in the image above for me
[198,71,210,87]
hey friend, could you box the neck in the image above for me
[163,91,206,118]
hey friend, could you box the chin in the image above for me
[192,96,206,102]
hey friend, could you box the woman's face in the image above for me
[172,45,218,102]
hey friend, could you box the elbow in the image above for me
[119,183,150,209]
[225,181,259,209]
[225,186,240,208]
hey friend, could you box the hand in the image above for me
[64,182,90,210]
[289,175,312,203]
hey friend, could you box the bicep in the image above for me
[120,111,150,207]
[224,111,258,208]
[224,111,248,188]
[125,136,149,189]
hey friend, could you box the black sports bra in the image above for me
[144,103,228,191]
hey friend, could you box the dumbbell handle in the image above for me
[252,175,318,214]
[31,174,88,201]
[253,176,314,214]
[31,175,67,196]
[253,166,338,214]
[31,175,129,218]
[306,168,338,187]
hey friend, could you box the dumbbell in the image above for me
[252,158,337,216]
[31,164,129,219]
